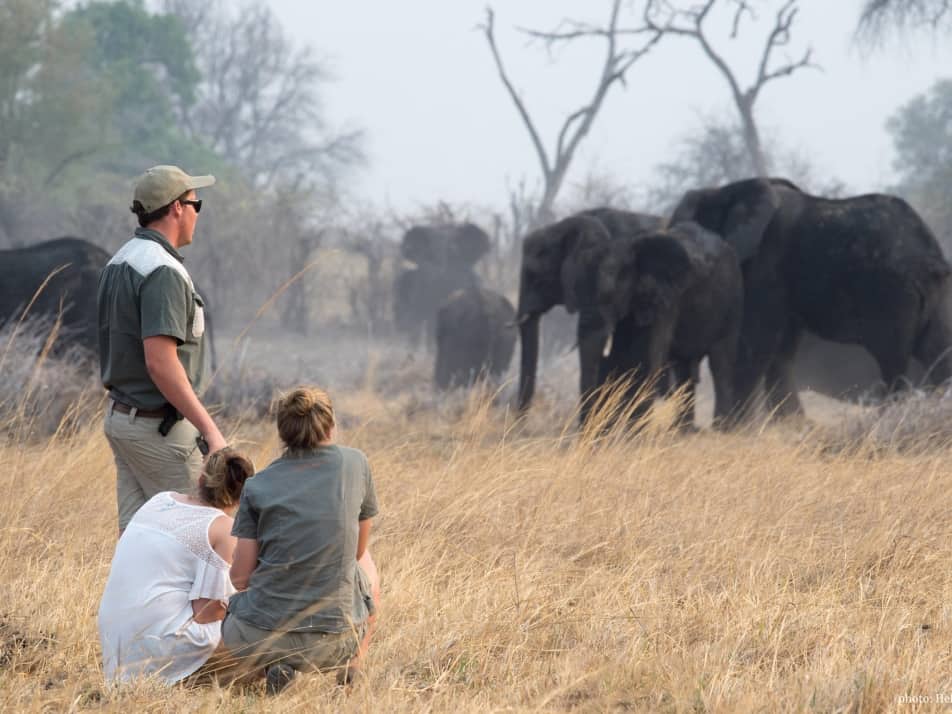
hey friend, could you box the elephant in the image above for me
[434,287,517,390]
[515,208,663,423]
[595,222,743,429]
[0,237,109,354]
[393,222,490,347]
[671,177,952,419]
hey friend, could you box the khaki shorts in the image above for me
[103,401,202,529]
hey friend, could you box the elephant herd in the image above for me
[4,176,950,432]
[400,177,952,430]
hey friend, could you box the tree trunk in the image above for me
[739,104,769,178]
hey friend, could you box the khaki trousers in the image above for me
[218,614,364,678]
[103,401,202,529]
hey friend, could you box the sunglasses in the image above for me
[180,199,202,213]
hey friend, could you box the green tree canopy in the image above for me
[887,78,952,245]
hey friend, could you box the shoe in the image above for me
[336,665,356,687]
[265,663,296,695]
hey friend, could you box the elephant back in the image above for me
[580,207,663,240]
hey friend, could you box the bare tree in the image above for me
[481,1,662,227]
[162,0,363,192]
[643,0,818,177]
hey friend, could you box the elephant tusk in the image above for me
[508,314,532,328]
[602,332,614,358]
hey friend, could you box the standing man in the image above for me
[98,165,227,531]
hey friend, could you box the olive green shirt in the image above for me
[97,228,208,410]
[229,445,379,633]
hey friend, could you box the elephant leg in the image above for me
[670,359,698,432]
[624,367,661,427]
[577,310,610,426]
[624,323,675,429]
[866,323,916,394]
[869,347,911,394]
[763,326,803,418]
[732,277,789,421]
[708,332,739,429]
[913,312,952,387]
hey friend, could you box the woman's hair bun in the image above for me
[200,448,254,508]
[275,386,335,451]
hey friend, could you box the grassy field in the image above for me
[2,367,952,713]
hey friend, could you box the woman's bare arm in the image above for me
[208,515,237,563]
[190,516,236,624]
[191,598,227,624]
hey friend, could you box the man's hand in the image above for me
[204,429,227,456]
[144,335,224,447]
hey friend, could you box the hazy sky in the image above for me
[268,0,952,211]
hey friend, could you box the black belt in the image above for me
[110,400,168,419]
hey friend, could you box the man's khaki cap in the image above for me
[133,165,216,213]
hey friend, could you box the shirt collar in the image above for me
[134,227,184,263]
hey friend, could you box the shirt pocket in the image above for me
[191,293,206,340]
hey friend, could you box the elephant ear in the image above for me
[560,215,610,314]
[448,223,491,267]
[631,235,693,326]
[719,179,781,262]
[401,226,442,265]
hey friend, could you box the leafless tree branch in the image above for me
[482,1,661,225]
[480,8,553,180]
[642,0,818,177]
[162,0,363,192]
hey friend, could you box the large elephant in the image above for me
[515,208,662,422]
[0,237,109,354]
[671,178,952,418]
[434,287,517,390]
[595,222,743,429]
[393,223,490,347]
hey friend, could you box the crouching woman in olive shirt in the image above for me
[223,386,380,693]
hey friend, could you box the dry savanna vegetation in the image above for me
[2,331,952,713]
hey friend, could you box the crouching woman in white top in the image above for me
[98,448,254,684]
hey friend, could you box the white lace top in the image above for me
[98,492,236,684]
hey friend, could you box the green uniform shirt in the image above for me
[97,228,209,410]
[229,445,380,633]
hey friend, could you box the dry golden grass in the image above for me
[2,380,952,712]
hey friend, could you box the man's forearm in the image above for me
[356,519,372,561]
[146,353,218,438]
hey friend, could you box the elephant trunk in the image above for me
[517,313,541,412]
